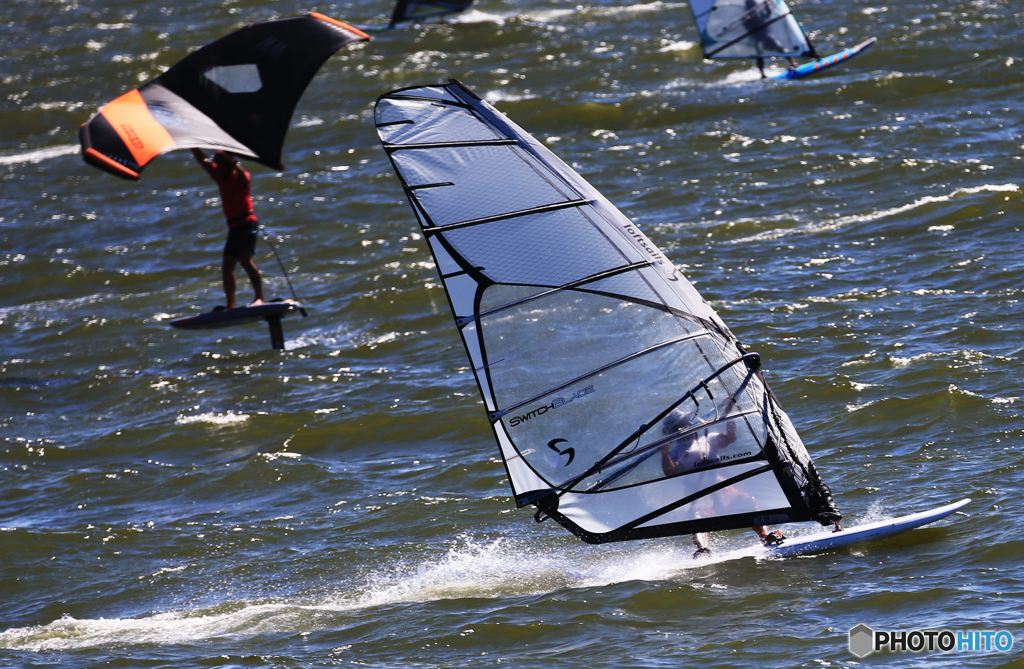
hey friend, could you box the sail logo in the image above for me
[621,223,678,281]
[507,385,594,428]
[121,123,145,150]
[849,624,1013,658]
[693,451,751,470]
[547,438,575,466]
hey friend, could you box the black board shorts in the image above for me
[224,220,259,257]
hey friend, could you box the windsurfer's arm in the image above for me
[661,442,678,476]
[709,396,738,449]
[724,396,737,442]
[192,148,216,178]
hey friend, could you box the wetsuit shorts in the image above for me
[224,220,259,257]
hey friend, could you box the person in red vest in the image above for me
[192,149,265,310]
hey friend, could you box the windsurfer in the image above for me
[743,0,798,77]
[660,396,785,557]
[193,149,265,310]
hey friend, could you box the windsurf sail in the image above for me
[687,0,817,60]
[374,79,842,544]
[80,13,370,180]
[387,0,475,29]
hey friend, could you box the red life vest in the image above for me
[213,167,257,226]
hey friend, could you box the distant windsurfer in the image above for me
[742,0,798,77]
[192,149,265,310]
[660,396,785,557]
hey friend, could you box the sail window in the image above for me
[203,64,263,93]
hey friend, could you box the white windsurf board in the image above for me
[705,498,970,561]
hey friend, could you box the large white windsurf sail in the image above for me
[374,80,841,543]
[388,0,475,29]
[687,0,817,60]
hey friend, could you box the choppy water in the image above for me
[2,0,1023,667]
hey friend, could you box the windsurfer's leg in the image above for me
[757,57,766,78]
[222,253,239,310]
[691,532,711,558]
[224,224,256,309]
[238,250,264,306]
[753,525,785,546]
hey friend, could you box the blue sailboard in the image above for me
[771,37,877,80]
[684,1,875,80]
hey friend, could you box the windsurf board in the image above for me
[169,299,302,331]
[772,37,877,80]
[704,498,971,561]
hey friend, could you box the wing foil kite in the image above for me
[388,0,475,29]
[80,13,370,180]
[687,0,816,60]
[374,79,842,544]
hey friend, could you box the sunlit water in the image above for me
[2,0,1022,667]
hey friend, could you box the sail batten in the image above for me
[375,80,841,543]
[587,407,765,490]
[623,464,775,531]
[425,198,591,234]
[468,261,654,326]
[385,139,519,151]
[491,331,716,423]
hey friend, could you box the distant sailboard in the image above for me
[169,299,303,350]
[80,14,370,180]
[684,0,874,79]
[386,0,476,29]
[375,79,847,545]
[771,37,876,80]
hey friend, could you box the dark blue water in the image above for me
[2,0,1022,667]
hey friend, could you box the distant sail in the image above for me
[687,0,816,60]
[80,14,370,180]
[374,80,841,544]
[388,0,475,28]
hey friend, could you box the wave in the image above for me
[732,183,1020,244]
[2,506,918,651]
[658,39,697,53]
[0,144,79,166]
[454,8,511,24]
[174,411,249,426]
[0,531,767,651]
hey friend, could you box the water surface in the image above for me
[2,0,1022,667]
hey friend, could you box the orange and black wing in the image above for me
[80,13,370,180]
